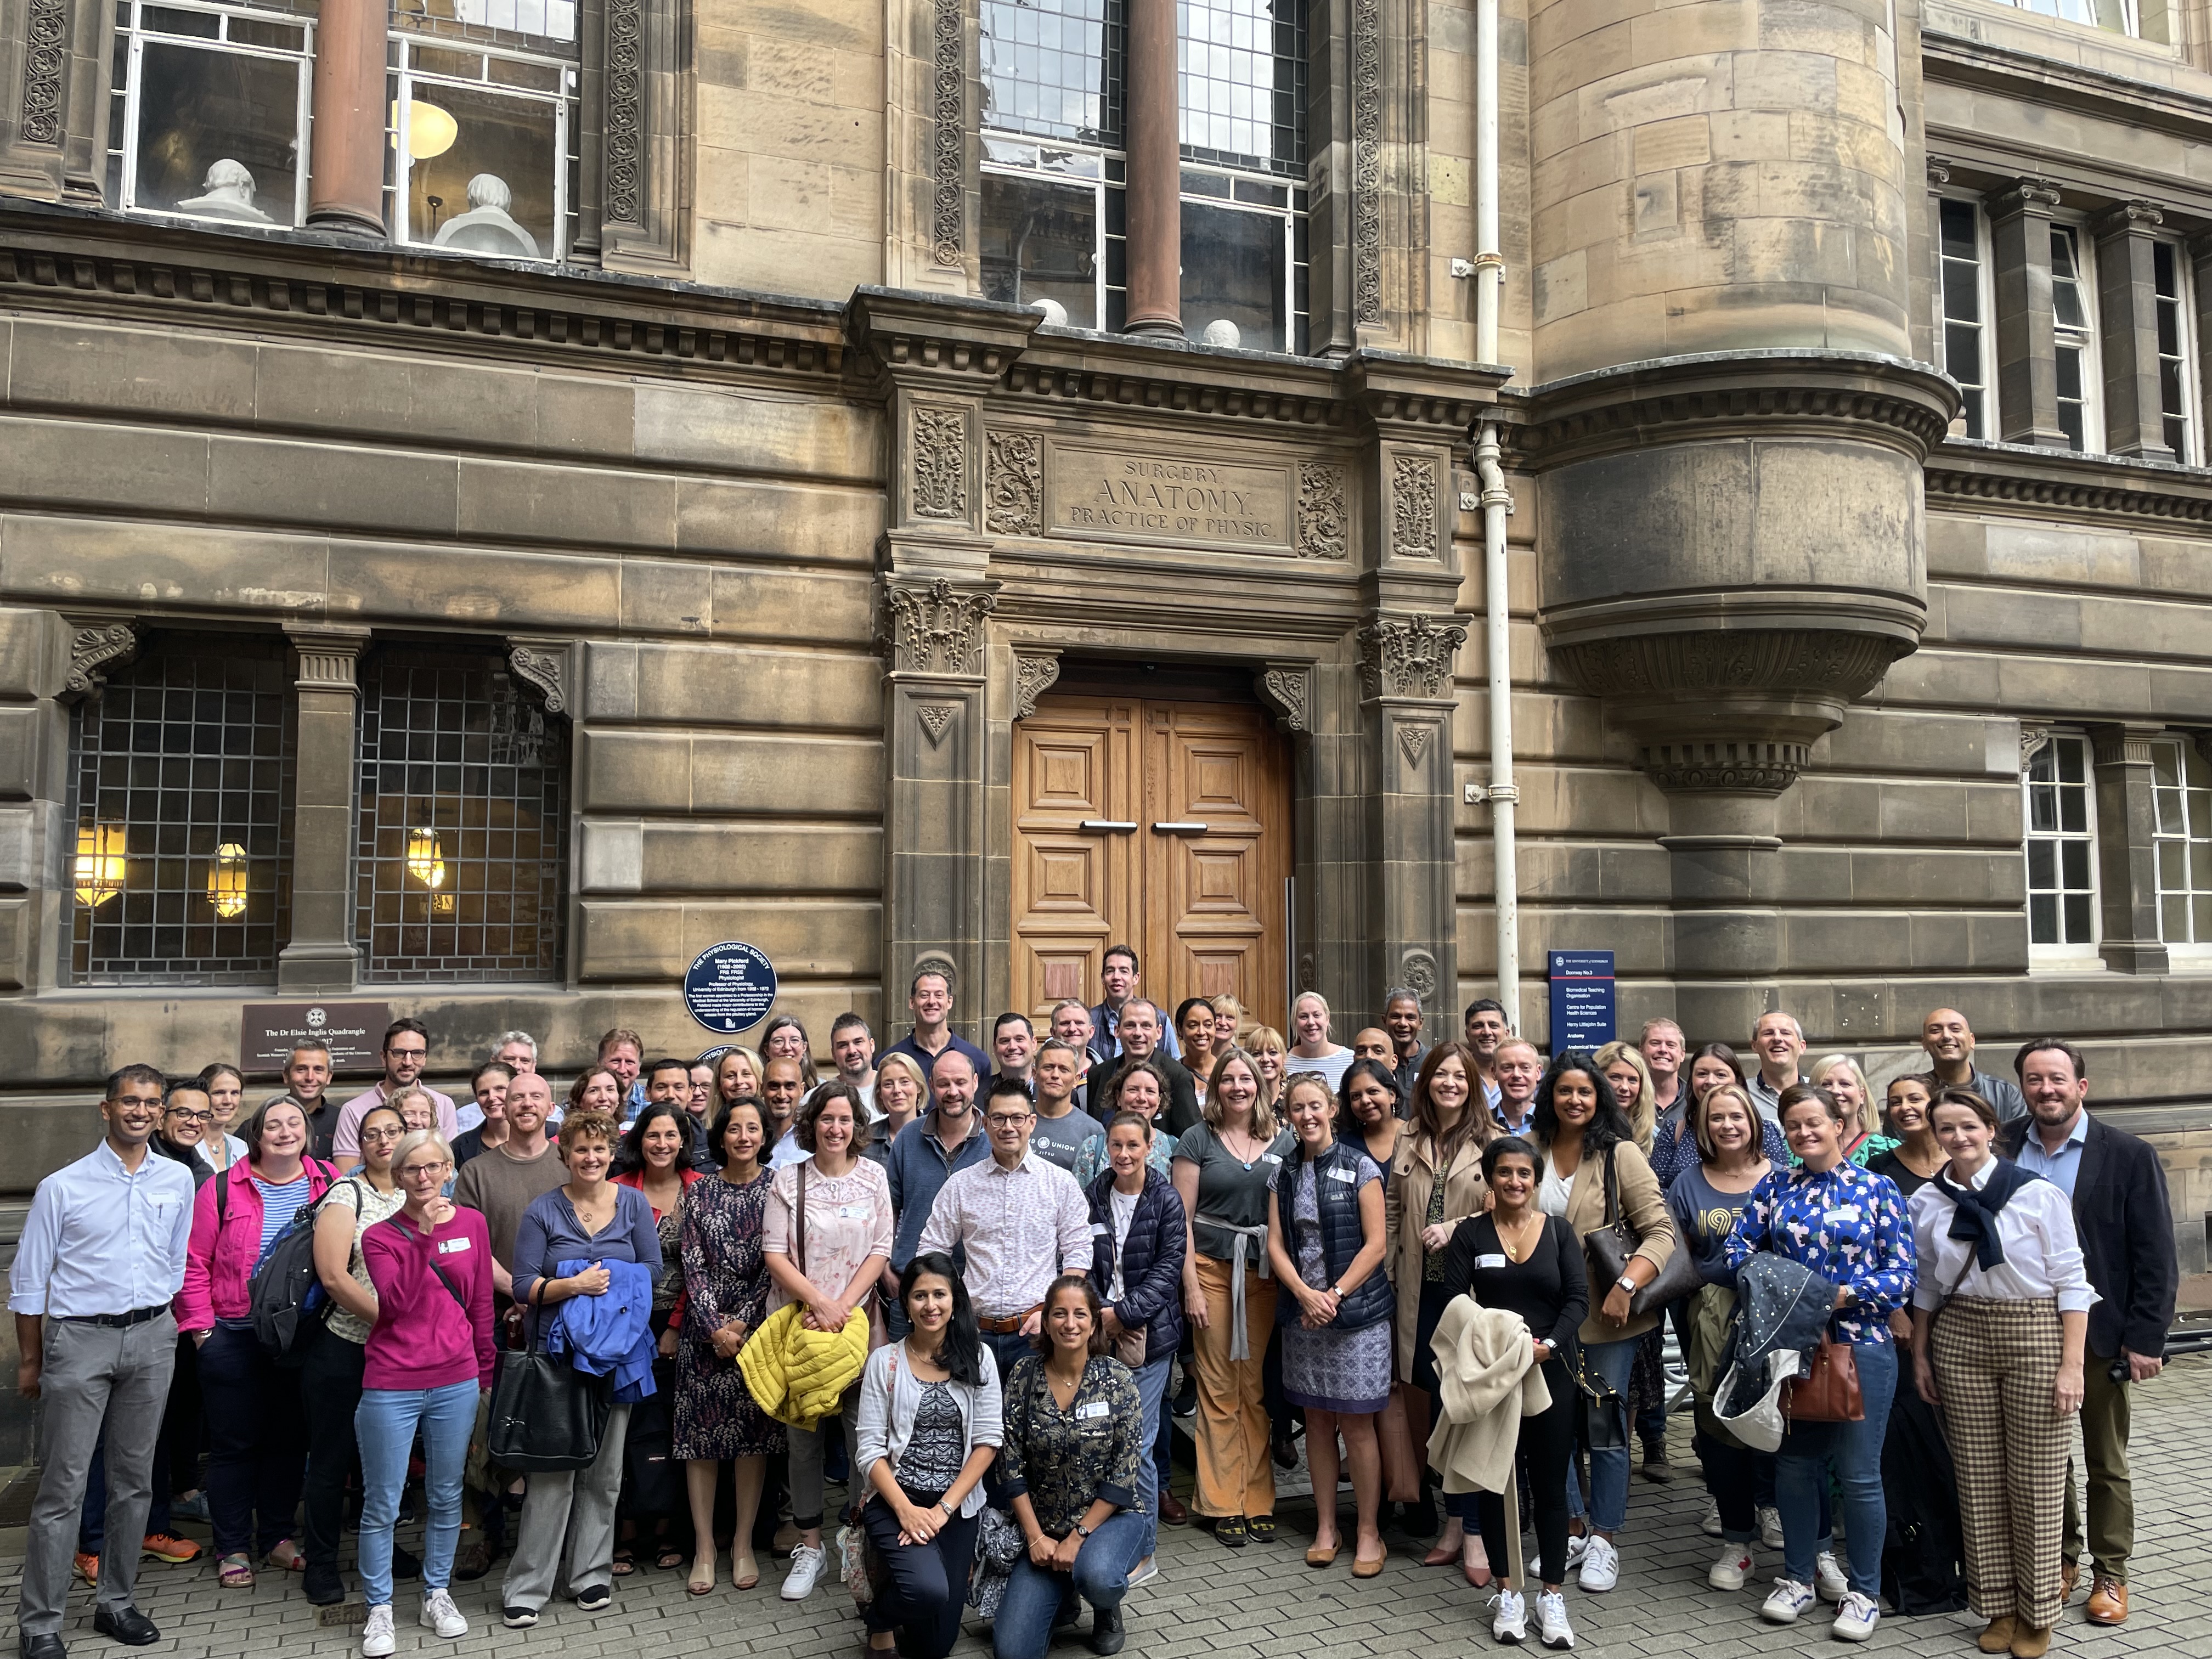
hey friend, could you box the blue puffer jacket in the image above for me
[1085,1165,1186,1359]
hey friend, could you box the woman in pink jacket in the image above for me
[352,1130,497,1658]
[177,1097,338,1588]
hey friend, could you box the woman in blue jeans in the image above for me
[1724,1084,1916,1645]
[352,1131,497,1658]
[996,1276,1148,1659]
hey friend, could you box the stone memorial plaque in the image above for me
[1048,445,1294,551]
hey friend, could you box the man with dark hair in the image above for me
[264,1040,340,1160]
[1087,945,1180,1066]
[1462,998,1509,1114]
[881,966,990,1081]
[1383,988,1426,1108]
[991,1012,1038,1092]
[1997,1039,2177,1628]
[879,1049,992,1333]
[334,1017,458,1169]
[830,1013,877,1113]
[1921,1007,2027,1123]
[12,1064,195,1658]
[1084,1000,1201,1137]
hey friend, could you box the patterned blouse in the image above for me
[997,1353,1143,1539]
[1722,1160,1917,1345]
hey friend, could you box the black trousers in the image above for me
[300,1325,368,1584]
[164,1332,202,1497]
[198,1323,309,1560]
[1475,1355,1575,1588]
[861,1486,979,1659]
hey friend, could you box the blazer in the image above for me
[1384,1130,1489,1381]
[1085,1052,1203,1138]
[1551,1137,1676,1345]
[1998,1113,2176,1359]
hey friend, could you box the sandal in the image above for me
[218,1553,254,1589]
[657,1544,685,1572]
[611,1549,636,1577]
[732,1554,760,1591]
[687,1555,716,1596]
[264,1539,304,1572]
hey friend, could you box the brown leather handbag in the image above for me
[1784,1335,1865,1423]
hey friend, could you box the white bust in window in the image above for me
[432,173,541,258]
[1200,318,1242,349]
[177,159,273,224]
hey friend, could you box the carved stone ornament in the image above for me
[1391,454,1438,558]
[507,641,572,715]
[603,0,646,226]
[883,578,998,675]
[2019,724,2053,773]
[1256,663,1313,733]
[931,0,966,267]
[1296,462,1348,560]
[1297,951,1317,995]
[917,703,958,746]
[912,405,970,521]
[1351,0,1382,325]
[21,0,69,148]
[986,431,1043,536]
[914,950,959,992]
[65,620,139,697]
[1359,614,1468,700]
[1398,721,1433,768]
[1641,740,1808,794]
[1398,948,1439,1004]
[1552,630,1898,707]
[1012,650,1061,719]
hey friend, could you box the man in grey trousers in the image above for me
[10,1064,196,1658]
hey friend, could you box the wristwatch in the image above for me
[1074,1522,1094,1539]
[937,1499,955,1518]
[1331,1282,1347,1297]
[1615,1274,1638,1293]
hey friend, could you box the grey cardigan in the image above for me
[853,1339,1005,1519]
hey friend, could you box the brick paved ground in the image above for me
[3,1355,2206,1659]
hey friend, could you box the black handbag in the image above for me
[1584,1147,1701,1317]
[487,1282,613,1473]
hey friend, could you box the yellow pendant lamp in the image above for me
[207,842,250,918]
[73,823,127,906]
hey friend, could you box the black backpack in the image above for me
[217,1164,345,1365]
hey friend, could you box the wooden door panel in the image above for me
[1012,701,1138,1026]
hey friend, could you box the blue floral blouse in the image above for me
[1722,1160,1916,1345]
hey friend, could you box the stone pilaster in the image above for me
[278,623,369,995]
[0,0,109,201]
[2089,721,2170,975]
[1986,178,2068,450]
[2093,202,2175,462]
[0,610,82,993]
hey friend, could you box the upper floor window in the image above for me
[2154,240,2196,464]
[2024,730,2098,963]
[1988,0,2158,38]
[105,0,314,228]
[387,33,579,262]
[1936,198,1994,440]
[2152,735,2212,954]
[69,634,295,986]
[1178,0,1306,352]
[355,646,568,983]
[2050,224,2101,452]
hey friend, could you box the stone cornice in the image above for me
[1922,29,2212,154]
[1499,350,1960,469]
[1926,437,2212,525]
[0,199,848,382]
[845,287,1039,391]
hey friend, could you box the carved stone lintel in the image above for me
[1351,0,1382,326]
[911,405,970,521]
[986,431,1043,536]
[1390,454,1439,559]
[882,578,999,676]
[930,0,966,267]
[1358,614,1468,701]
[1296,462,1348,560]
[283,623,371,694]
[507,639,573,715]
[1256,662,1314,733]
[64,619,140,698]
[1012,648,1061,720]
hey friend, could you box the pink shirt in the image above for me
[764,1157,894,1337]
[359,1206,497,1391]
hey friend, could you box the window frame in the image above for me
[2152,237,2199,466]
[2023,728,2103,970]
[1933,194,1999,442]
[2049,219,2104,454]
[1177,160,1304,353]
[388,33,577,264]
[2149,733,2212,964]
[979,137,1113,331]
[1980,0,2142,38]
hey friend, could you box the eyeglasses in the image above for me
[113,1096,163,1111]
[400,1160,453,1177]
[360,1125,406,1143]
[985,1113,1034,1129]
[165,1108,214,1123]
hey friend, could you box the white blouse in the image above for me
[1908,1161,2098,1314]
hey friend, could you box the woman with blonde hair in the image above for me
[862,1051,929,1165]
[713,1047,764,1107]
[1210,995,1249,1054]
[1806,1055,1898,1168]
[1245,1026,1288,1108]
[1594,1041,1656,1155]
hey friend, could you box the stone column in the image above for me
[2093,201,2174,461]
[1121,0,1181,337]
[306,0,390,236]
[0,610,88,993]
[1986,178,2067,449]
[2089,721,2169,975]
[278,624,369,994]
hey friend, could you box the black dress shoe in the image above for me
[1090,1604,1126,1656]
[302,1569,346,1607]
[91,1605,160,1647]
[392,1543,422,1581]
[19,1632,66,1659]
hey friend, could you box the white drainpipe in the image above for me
[1472,0,1519,1026]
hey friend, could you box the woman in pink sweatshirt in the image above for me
[354,1129,497,1658]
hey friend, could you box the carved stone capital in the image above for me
[63,617,139,698]
[1255,661,1315,733]
[284,623,371,693]
[1926,157,1952,188]
[507,637,574,715]
[880,578,1000,676]
[1012,647,1061,719]
[2092,200,2164,240]
[2089,721,2164,768]
[1358,614,1467,701]
[1984,177,2063,221]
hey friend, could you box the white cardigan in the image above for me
[852,1339,1005,1519]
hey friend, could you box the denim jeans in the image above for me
[1564,1335,1637,1533]
[991,1510,1149,1659]
[1774,1339,1896,1597]
[356,1381,478,1606]
[1130,1356,1171,1555]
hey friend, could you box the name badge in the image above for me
[1091,1221,1109,1236]
[1474,1253,1507,1270]
[1076,1400,1110,1420]
[836,1203,866,1221]
[1262,1153,1283,1165]
[1328,1165,1359,1184]
[437,1237,472,1255]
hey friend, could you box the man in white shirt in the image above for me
[12,1065,196,1657]
[332,1018,459,1169]
[830,1014,878,1114]
[764,1056,810,1170]
[918,1076,1094,1383]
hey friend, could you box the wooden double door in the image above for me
[1012,695,1292,1035]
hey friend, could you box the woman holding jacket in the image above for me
[1533,1049,1677,1596]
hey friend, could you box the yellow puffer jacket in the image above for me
[738,1301,869,1430]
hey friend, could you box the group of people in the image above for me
[7,953,2181,1659]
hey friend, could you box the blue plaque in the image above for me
[1547,950,1616,1051]
[683,941,778,1034]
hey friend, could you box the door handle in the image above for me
[1152,821,1209,834]
[1079,819,1139,833]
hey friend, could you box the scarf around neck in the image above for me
[1932,1157,2041,1269]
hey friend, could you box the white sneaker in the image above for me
[1757,1505,1784,1549]
[1489,1589,1527,1644]
[1830,1590,1880,1643]
[781,1542,826,1601]
[1126,1554,1159,1590]
[361,1604,396,1658]
[1699,1496,1723,1537]
[1576,1535,1618,1593]
[1815,1550,1849,1604]
[1763,1579,1814,1623]
[1564,1532,1590,1569]
[1709,1542,1753,1590]
[1536,1590,1575,1649]
[421,1588,467,1638]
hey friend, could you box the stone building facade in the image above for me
[0,0,2205,1284]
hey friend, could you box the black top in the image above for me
[1438,1211,1589,1352]
[1866,1147,1937,1200]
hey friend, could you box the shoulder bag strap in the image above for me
[795,1159,809,1279]
[396,1215,469,1312]
[1604,1145,1622,1228]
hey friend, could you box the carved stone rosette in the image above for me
[64,619,139,697]
[21,0,70,148]
[986,431,1042,535]
[1296,462,1348,560]
[911,406,970,521]
[1012,648,1061,719]
[881,578,998,676]
[602,0,645,226]
[1359,614,1467,701]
